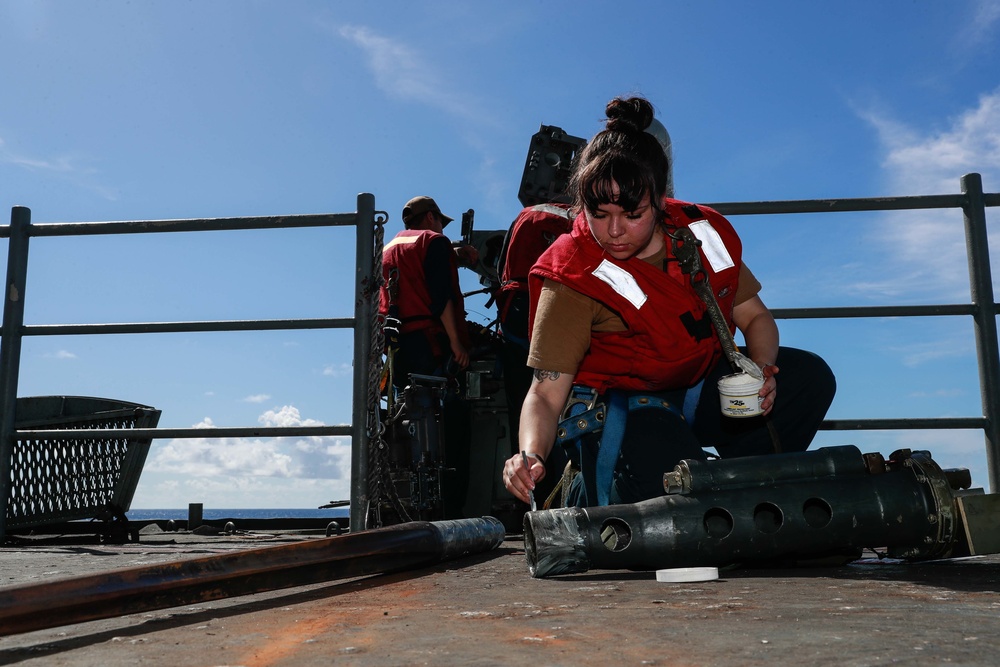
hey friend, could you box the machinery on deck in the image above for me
[523,445,1000,577]
[367,125,587,531]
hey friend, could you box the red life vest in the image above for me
[528,199,743,393]
[379,229,465,339]
[495,204,574,339]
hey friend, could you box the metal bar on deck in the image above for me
[0,517,506,637]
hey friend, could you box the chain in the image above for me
[668,227,742,372]
[668,226,779,451]
[363,213,412,528]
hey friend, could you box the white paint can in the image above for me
[718,372,764,418]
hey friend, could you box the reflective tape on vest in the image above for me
[688,220,735,273]
[591,260,648,309]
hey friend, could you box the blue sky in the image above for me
[1,1,998,508]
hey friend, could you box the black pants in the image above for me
[391,330,449,389]
[565,346,837,506]
[500,338,534,456]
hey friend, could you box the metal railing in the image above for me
[707,173,1000,490]
[0,174,997,541]
[0,194,380,540]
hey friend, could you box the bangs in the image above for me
[580,156,657,214]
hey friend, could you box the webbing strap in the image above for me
[557,387,687,507]
[595,391,628,506]
[682,378,704,425]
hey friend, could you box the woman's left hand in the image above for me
[759,363,779,415]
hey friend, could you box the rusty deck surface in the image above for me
[2,525,1000,666]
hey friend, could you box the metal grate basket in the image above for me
[5,396,161,529]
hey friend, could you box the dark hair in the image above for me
[570,96,670,216]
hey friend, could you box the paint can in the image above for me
[718,372,764,418]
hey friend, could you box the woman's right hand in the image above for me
[502,367,575,503]
[503,451,544,504]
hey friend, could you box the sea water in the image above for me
[126,508,349,521]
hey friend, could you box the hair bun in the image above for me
[605,96,655,134]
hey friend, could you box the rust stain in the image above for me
[236,577,438,665]
[237,605,381,666]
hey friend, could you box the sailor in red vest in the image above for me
[494,202,574,466]
[379,196,475,389]
[501,96,836,508]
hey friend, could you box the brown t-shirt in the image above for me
[527,243,761,374]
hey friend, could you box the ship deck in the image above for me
[2,525,1000,666]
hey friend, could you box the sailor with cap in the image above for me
[379,196,477,388]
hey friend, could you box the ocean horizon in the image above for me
[126,508,350,521]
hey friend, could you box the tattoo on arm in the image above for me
[534,369,561,382]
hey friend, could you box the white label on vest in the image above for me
[688,220,735,273]
[592,260,648,309]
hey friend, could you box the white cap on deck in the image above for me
[655,566,720,583]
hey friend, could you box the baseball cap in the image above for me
[402,196,453,226]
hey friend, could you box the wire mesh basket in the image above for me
[5,396,161,530]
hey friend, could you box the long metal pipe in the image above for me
[0,516,505,637]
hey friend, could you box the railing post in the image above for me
[350,193,376,532]
[0,207,31,542]
[960,173,1000,492]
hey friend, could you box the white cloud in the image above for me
[147,407,351,482]
[259,404,321,428]
[336,25,478,120]
[243,393,271,403]
[322,362,351,377]
[854,88,1000,302]
[886,335,974,368]
[134,475,350,510]
[0,135,118,200]
[328,22,509,212]
[873,90,1000,196]
[150,434,298,478]
[0,135,95,175]
[956,0,1000,53]
[42,349,77,360]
